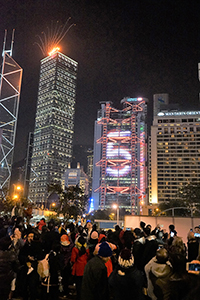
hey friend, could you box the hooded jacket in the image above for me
[145,256,173,300]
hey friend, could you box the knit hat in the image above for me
[98,241,112,257]
[61,234,70,246]
[118,248,134,268]
[91,231,98,240]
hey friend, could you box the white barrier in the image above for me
[125,215,200,244]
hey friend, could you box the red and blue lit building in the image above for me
[92,98,148,214]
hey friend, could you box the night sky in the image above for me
[1,0,200,165]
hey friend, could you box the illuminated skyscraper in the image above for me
[92,98,148,214]
[149,109,200,204]
[29,50,78,204]
[0,30,22,193]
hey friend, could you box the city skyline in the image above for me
[0,0,200,166]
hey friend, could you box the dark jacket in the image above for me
[109,265,145,300]
[187,239,199,262]
[81,255,109,300]
[0,249,18,290]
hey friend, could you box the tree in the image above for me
[177,181,200,210]
[47,183,88,220]
[158,181,200,217]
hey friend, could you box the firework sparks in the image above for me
[35,18,75,56]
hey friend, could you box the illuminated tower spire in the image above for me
[0,30,23,194]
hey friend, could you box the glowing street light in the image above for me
[113,204,119,225]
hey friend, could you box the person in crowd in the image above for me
[9,227,24,299]
[183,258,200,300]
[142,227,159,269]
[18,231,41,300]
[40,243,63,300]
[94,238,116,277]
[109,248,145,300]
[167,224,177,246]
[81,241,112,300]
[123,229,134,250]
[86,220,93,241]
[140,221,146,234]
[145,248,173,300]
[0,236,19,300]
[187,230,199,262]
[71,236,89,300]
[37,218,46,232]
[41,220,60,254]
[75,225,87,241]
[60,234,74,298]
[168,236,187,277]
[132,228,146,271]
[167,236,188,300]
[112,225,122,248]
[68,222,76,243]
[11,227,24,255]
[88,230,99,258]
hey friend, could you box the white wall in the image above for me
[125,215,200,244]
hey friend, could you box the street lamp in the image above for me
[113,204,119,225]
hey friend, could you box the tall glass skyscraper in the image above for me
[29,50,78,204]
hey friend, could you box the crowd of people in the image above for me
[0,215,200,300]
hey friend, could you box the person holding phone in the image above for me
[187,231,199,262]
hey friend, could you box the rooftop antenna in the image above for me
[2,29,15,57]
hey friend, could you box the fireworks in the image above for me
[35,18,75,56]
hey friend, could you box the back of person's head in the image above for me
[77,236,86,256]
[48,220,55,231]
[133,227,142,238]
[78,225,83,234]
[144,226,151,236]
[172,236,184,248]
[169,224,175,231]
[115,225,121,232]
[156,248,169,263]
[123,230,134,249]
[92,223,97,231]
[157,230,164,240]
[68,222,75,232]
[140,221,146,230]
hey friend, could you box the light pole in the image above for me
[113,204,119,225]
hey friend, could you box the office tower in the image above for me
[62,163,89,195]
[86,148,93,195]
[149,110,200,204]
[153,93,169,117]
[92,98,148,214]
[23,132,34,198]
[0,30,22,193]
[29,49,78,204]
